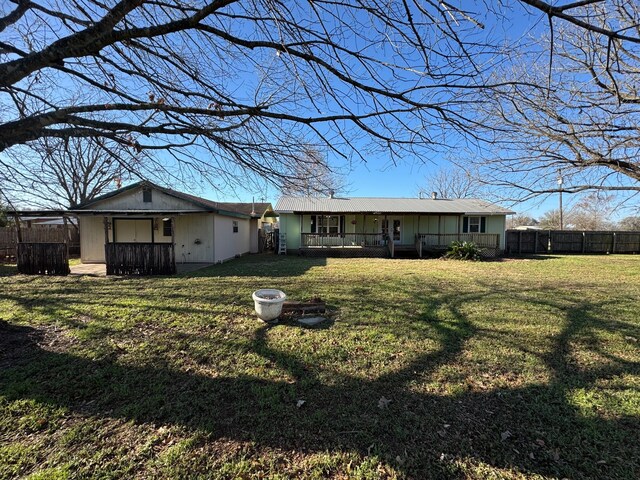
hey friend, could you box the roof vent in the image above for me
[329,189,335,199]
[431,191,437,200]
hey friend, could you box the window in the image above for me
[142,187,152,203]
[311,215,344,234]
[162,218,172,237]
[463,216,486,233]
[233,220,239,233]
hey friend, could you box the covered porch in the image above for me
[98,213,178,275]
[288,213,503,258]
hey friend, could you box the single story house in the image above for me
[275,195,514,257]
[75,181,274,266]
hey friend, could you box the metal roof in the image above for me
[274,196,514,215]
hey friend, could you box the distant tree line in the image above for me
[508,194,640,231]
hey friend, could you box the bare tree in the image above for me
[474,2,640,202]
[417,166,487,199]
[0,136,148,207]
[506,215,539,229]
[617,216,640,231]
[538,209,569,230]
[279,147,347,197]
[570,193,617,230]
[1,1,639,196]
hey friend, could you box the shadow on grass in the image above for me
[1,288,639,479]
[185,253,327,278]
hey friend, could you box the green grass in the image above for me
[1,254,639,479]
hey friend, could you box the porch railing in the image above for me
[417,233,500,249]
[105,242,175,275]
[17,242,70,275]
[301,233,387,248]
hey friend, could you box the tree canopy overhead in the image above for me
[473,1,640,201]
[1,0,640,202]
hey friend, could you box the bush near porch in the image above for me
[0,255,638,479]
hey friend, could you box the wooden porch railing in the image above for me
[105,242,175,275]
[417,233,500,250]
[17,243,70,275]
[300,233,387,248]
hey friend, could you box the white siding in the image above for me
[214,215,250,262]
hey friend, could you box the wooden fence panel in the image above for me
[584,232,613,254]
[550,231,583,253]
[505,231,550,254]
[17,243,70,275]
[1,226,80,258]
[105,243,175,275]
[506,230,640,255]
[611,232,640,253]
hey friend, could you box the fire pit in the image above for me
[252,289,287,321]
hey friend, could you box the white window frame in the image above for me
[467,216,481,233]
[314,215,341,234]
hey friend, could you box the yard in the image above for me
[1,255,638,479]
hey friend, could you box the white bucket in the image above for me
[252,289,287,321]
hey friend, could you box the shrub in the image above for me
[445,241,483,261]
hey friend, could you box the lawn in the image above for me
[1,254,639,479]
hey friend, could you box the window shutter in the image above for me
[481,217,486,233]
[340,216,345,233]
[463,217,469,233]
[310,216,316,233]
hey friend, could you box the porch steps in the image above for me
[392,244,420,259]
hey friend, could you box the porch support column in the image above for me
[171,216,176,273]
[15,213,23,243]
[103,217,110,244]
[62,215,70,260]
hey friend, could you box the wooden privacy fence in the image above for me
[506,230,640,255]
[17,243,70,275]
[1,226,80,258]
[105,243,175,275]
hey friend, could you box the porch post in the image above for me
[15,212,23,243]
[171,216,176,273]
[103,217,110,244]
[62,215,70,261]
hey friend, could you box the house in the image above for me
[275,195,514,257]
[75,181,274,270]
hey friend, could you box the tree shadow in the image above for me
[1,290,639,478]
[186,254,328,278]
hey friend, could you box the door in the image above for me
[381,217,402,244]
[114,219,153,242]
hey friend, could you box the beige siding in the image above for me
[174,214,215,263]
[213,215,251,263]
[79,216,110,263]
[90,187,197,211]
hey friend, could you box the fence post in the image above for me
[518,231,522,254]
[534,231,538,254]
[582,232,586,253]
[612,232,616,254]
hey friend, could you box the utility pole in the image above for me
[557,169,563,230]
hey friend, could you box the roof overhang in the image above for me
[277,210,515,216]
